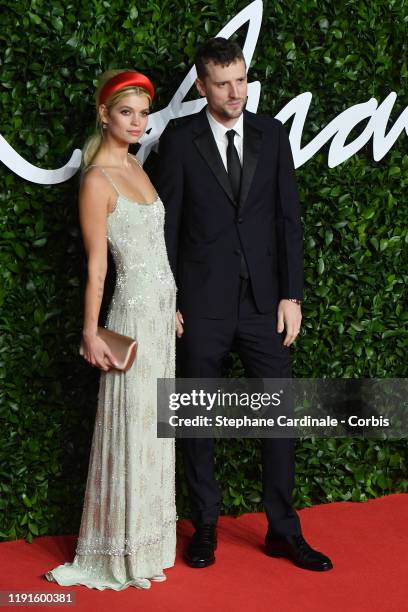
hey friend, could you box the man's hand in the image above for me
[176,310,184,338]
[277,299,302,347]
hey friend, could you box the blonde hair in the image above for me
[81,69,152,169]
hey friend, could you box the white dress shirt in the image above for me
[206,108,244,169]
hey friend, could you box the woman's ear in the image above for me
[98,103,109,126]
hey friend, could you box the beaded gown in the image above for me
[46,156,177,590]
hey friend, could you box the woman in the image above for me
[45,69,182,589]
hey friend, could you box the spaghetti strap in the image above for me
[84,154,152,207]
[127,153,143,168]
[84,164,121,195]
[97,167,120,195]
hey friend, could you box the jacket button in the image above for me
[237,217,243,223]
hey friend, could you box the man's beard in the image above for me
[220,98,246,119]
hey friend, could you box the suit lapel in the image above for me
[239,114,263,210]
[192,107,263,209]
[193,108,236,206]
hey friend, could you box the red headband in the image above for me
[99,71,155,105]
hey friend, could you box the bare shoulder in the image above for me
[79,166,114,213]
[80,166,108,193]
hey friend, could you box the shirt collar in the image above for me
[206,107,244,140]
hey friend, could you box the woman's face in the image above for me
[100,93,150,144]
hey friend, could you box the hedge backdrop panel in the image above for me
[0,0,407,541]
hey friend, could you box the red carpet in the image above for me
[0,494,406,611]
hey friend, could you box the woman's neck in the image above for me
[95,139,131,167]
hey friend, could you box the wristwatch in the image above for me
[287,298,302,305]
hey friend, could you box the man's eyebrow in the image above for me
[214,76,247,84]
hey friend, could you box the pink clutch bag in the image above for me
[79,326,138,372]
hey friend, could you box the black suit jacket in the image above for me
[155,106,303,319]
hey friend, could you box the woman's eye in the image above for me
[121,110,130,115]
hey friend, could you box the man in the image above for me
[155,37,332,572]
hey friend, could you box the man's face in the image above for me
[196,58,247,124]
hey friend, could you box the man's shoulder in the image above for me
[165,112,201,132]
[244,109,283,133]
[159,113,202,148]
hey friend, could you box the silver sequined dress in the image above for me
[46,157,177,590]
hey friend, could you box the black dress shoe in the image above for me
[184,524,217,568]
[265,533,333,571]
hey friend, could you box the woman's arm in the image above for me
[79,171,118,370]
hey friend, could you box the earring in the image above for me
[102,123,108,129]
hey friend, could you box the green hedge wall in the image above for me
[0,0,407,542]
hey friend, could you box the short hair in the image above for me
[195,37,245,79]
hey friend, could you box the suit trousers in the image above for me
[179,279,301,537]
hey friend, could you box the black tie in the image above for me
[226,129,248,280]
[226,129,241,202]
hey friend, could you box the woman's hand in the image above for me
[176,310,184,338]
[82,333,119,371]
